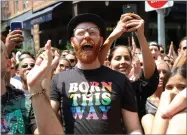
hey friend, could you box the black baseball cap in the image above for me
[67,13,105,41]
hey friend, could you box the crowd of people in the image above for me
[1,12,186,134]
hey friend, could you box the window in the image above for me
[14,0,19,13]
[23,0,29,9]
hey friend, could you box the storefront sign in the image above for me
[23,13,52,29]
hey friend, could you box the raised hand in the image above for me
[51,49,61,71]
[27,40,52,96]
[125,14,144,37]
[128,54,141,81]
[5,30,23,55]
[109,14,134,39]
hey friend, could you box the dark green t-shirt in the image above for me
[1,86,36,134]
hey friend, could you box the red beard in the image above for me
[73,38,101,64]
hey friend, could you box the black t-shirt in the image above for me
[131,67,159,119]
[1,86,37,134]
[51,65,137,134]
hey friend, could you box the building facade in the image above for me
[1,1,186,54]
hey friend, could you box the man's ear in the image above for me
[70,37,75,48]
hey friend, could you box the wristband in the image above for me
[29,89,47,100]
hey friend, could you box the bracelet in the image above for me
[29,89,47,100]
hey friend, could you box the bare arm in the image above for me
[151,91,176,134]
[138,35,155,79]
[32,94,63,134]
[141,114,154,134]
[161,88,186,119]
[98,33,118,64]
[121,109,142,134]
[51,100,61,114]
[128,14,155,79]
[98,14,133,64]
[27,40,64,134]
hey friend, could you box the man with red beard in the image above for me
[50,13,142,134]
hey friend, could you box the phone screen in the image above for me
[10,22,23,31]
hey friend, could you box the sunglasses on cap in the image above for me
[21,63,35,68]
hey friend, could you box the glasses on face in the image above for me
[73,27,100,38]
[21,63,35,68]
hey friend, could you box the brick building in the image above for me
[1,1,186,54]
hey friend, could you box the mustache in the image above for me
[80,39,95,47]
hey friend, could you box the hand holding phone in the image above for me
[122,4,137,32]
[5,22,24,54]
[9,22,23,43]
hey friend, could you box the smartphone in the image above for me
[122,4,137,14]
[10,22,23,31]
[122,4,137,46]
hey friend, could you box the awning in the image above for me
[8,10,32,26]
[23,2,63,29]
[1,21,9,32]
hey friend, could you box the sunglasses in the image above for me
[21,63,35,68]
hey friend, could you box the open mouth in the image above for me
[82,44,93,51]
